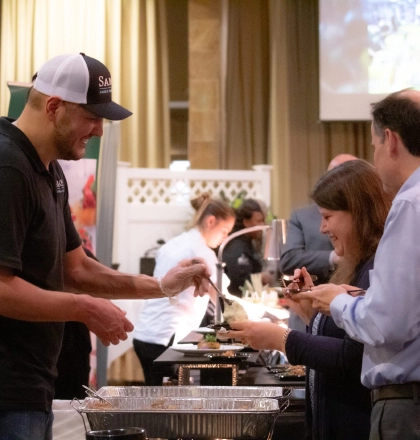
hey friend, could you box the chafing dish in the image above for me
[73,394,280,439]
[95,385,283,399]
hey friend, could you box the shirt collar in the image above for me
[397,166,420,197]
[0,117,48,174]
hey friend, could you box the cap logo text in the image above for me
[99,76,112,87]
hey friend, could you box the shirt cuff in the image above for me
[330,293,355,329]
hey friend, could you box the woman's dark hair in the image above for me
[371,88,420,157]
[231,199,264,233]
[190,192,235,228]
[310,160,391,283]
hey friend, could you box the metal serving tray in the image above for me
[95,385,283,399]
[73,396,280,439]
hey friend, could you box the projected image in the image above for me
[366,0,420,93]
[320,0,370,94]
[320,0,420,95]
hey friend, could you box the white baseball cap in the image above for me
[33,53,132,121]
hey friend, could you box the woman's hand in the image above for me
[224,320,286,351]
[295,283,347,315]
[285,295,315,325]
[289,266,314,290]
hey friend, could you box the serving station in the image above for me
[73,386,282,440]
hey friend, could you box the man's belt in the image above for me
[372,382,420,405]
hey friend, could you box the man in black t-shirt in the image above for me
[0,53,210,440]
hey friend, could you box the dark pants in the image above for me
[133,336,175,385]
[370,399,420,440]
[0,411,54,440]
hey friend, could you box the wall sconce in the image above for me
[215,219,288,323]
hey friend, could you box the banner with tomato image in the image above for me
[59,159,97,255]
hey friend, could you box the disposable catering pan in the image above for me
[72,396,280,440]
[94,385,283,399]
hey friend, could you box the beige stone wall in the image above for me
[188,0,222,169]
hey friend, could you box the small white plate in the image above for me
[170,344,244,356]
[191,327,215,334]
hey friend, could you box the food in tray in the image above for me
[197,334,220,349]
[275,364,306,381]
[268,363,306,375]
[90,399,114,410]
[287,365,305,375]
[221,350,235,356]
[223,300,248,324]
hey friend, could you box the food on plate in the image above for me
[197,334,221,349]
[223,300,248,324]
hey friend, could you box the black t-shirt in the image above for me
[0,117,81,411]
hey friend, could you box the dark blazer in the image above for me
[285,256,373,440]
[280,204,333,284]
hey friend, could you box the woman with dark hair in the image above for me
[223,199,268,297]
[225,160,392,440]
[133,193,235,385]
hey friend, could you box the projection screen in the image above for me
[319,0,420,121]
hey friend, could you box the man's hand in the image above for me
[160,258,211,297]
[295,283,347,315]
[77,295,134,346]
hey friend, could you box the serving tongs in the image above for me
[205,275,233,313]
[192,258,233,311]
[82,385,116,408]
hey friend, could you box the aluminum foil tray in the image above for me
[74,397,279,439]
[96,385,283,399]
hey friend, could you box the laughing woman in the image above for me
[225,160,391,440]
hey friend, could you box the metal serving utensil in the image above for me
[192,259,233,311]
[82,385,116,408]
[280,274,318,288]
[206,276,233,306]
[282,288,313,296]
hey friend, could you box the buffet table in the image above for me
[154,347,261,386]
[107,296,289,385]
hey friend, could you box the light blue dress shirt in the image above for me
[331,166,420,389]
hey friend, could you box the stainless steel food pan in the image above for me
[96,385,283,399]
[73,397,280,439]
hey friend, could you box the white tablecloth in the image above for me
[52,400,89,440]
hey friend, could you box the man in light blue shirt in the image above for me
[298,89,420,440]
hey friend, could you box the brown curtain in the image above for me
[221,0,372,218]
[0,0,170,168]
[268,0,372,218]
[222,0,270,169]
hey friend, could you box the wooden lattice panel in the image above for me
[125,177,260,205]
[114,165,272,274]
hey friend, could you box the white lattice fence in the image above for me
[113,164,272,274]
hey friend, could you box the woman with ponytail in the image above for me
[133,193,235,385]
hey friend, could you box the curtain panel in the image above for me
[222,0,372,218]
[0,0,170,168]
